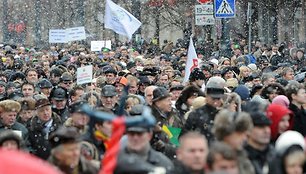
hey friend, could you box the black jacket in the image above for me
[171,160,205,174]
[183,104,219,143]
[290,103,306,136]
[28,112,62,159]
[115,147,174,174]
[245,144,276,174]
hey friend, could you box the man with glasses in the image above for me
[184,76,225,143]
[59,72,74,90]
[50,87,69,122]
[101,85,120,114]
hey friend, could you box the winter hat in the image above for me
[152,87,170,103]
[266,104,293,140]
[247,64,257,71]
[233,85,250,101]
[226,78,239,88]
[205,77,226,98]
[210,58,219,66]
[189,68,205,81]
[275,131,305,156]
[272,95,290,108]
[0,130,22,149]
[191,96,206,110]
[0,100,21,113]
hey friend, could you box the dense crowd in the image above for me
[0,38,305,174]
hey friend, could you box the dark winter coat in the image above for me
[0,121,30,148]
[183,104,219,143]
[237,149,256,174]
[290,103,306,136]
[151,105,183,159]
[115,146,174,174]
[175,85,205,123]
[52,106,69,122]
[49,155,99,174]
[28,112,62,159]
[171,160,205,174]
[245,144,276,174]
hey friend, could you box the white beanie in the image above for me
[275,130,305,155]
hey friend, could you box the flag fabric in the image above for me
[104,0,142,40]
[162,125,182,147]
[183,37,199,83]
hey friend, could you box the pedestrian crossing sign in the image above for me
[214,0,235,18]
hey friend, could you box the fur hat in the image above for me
[18,98,36,110]
[0,100,21,113]
[175,85,204,109]
[212,110,253,141]
[223,93,242,112]
[0,130,22,149]
[226,78,239,88]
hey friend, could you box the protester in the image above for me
[48,126,99,174]
[173,131,208,174]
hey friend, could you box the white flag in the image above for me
[183,37,199,83]
[104,0,142,40]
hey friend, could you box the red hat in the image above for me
[266,104,293,141]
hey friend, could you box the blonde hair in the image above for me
[238,66,251,80]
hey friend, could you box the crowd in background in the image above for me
[0,38,305,174]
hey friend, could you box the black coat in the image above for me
[115,147,174,174]
[183,104,219,143]
[245,144,276,174]
[0,121,30,148]
[28,112,62,159]
[171,160,205,174]
[52,106,69,122]
[290,103,306,136]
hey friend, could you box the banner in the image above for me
[104,0,141,40]
[183,37,199,83]
[77,65,93,85]
[49,26,86,43]
[91,40,112,52]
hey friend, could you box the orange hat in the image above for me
[116,77,128,86]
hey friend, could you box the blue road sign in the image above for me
[214,0,235,18]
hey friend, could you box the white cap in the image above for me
[210,58,219,65]
[248,64,257,71]
[275,130,305,155]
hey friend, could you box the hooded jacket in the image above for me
[266,104,293,141]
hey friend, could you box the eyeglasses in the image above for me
[63,81,72,85]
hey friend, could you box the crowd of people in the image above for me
[0,38,305,174]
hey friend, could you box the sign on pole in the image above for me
[91,40,112,52]
[77,65,93,85]
[49,26,86,43]
[195,4,215,26]
[214,0,235,18]
[66,27,86,42]
[49,29,67,43]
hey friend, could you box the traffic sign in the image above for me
[195,4,215,26]
[214,0,235,18]
[195,4,214,15]
[195,15,215,25]
[197,0,212,4]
